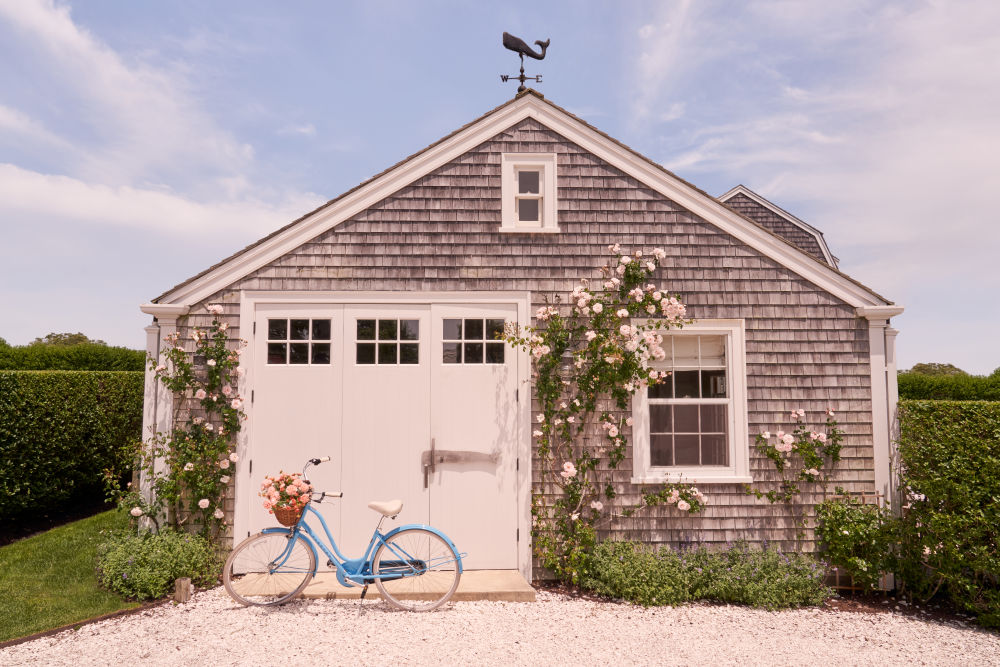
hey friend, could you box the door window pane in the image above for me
[378,343,397,364]
[464,343,483,363]
[312,319,331,341]
[485,343,505,364]
[357,320,376,340]
[400,344,419,365]
[356,343,375,364]
[399,320,419,340]
[464,319,484,340]
[443,319,462,340]
[311,343,331,364]
[289,343,309,364]
[290,320,310,340]
[267,319,287,340]
[267,343,287,364]
[378,319,397,341]
[443,342,462,364]
[486,319,505,340]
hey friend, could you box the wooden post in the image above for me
[174,577,192,603]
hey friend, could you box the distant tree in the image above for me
[31,332,107,347]
[905,362,968,377]
[0,336,9,348]
[991,367,1000,379]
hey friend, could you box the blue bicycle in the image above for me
[223,457,464,611]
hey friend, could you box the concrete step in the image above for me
[301,569,535,602]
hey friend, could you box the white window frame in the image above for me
[632,320,751,484]
[500,153,558,233]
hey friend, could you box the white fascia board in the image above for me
[157,94,889,309]
[140,303,190,319]
[719,185,837,267]
[856,306,905,320]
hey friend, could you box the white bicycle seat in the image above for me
[368,499,403,517]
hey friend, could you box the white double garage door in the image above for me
[236,298,527,572]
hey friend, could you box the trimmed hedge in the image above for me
[0,371,144,519]
[0,343,145,371]
[898,372,1000,401]
[818,400,1000,626]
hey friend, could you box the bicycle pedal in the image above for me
[326,560,334,569]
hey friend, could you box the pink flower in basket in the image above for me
[259,471,314,514]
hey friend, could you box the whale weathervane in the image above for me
[500,32,550,93]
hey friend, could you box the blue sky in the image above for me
[1,0,998,373]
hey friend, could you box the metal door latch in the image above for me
[421,437,498,488]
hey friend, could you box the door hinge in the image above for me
[249,459,252,475]
[517,528,520,542]
[516,457,519,471]
[247,531,251,538]
[251,390,254,404]
[253,321,256,335]
[516,388,519,403]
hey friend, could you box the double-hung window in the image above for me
[500,153,558,232]
[632,320,750,483]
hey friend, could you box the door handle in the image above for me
[422,437,498,488]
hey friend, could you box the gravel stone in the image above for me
[3,587,999,666]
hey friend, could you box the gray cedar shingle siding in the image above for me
[723,192,830,265]
[189,117,874,550]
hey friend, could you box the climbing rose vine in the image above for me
[503,244,705,583]
[114,304,247,540]
[751,408,844,504]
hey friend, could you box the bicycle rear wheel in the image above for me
[223,530,315,606]
[372,528,461,612]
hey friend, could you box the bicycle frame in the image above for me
[261,502,464,589]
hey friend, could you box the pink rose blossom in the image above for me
[219,459,230,469]
[592,303,603,314]
[194,389,207,400]
[590,500,604,511]
[229,452,239,462]
[677,500,691,511]
[220,475,230,484]
[130,507,143,517]
[198,498,210,509]
[231,398,243,409]
[214,509,225,519]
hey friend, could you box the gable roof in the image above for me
[151,89,891,308]
[719,185,837,268]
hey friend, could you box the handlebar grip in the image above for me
[328,491,343,498]
[319,456,331,463]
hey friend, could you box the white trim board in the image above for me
[153,93,892,310]
[719,185,837,268]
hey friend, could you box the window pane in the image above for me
[400,343,419,364]
[673,337,699,366]
[674,370,699,399]
[702,370,727,398]
[267,343,287,364]
[290,319,310,341]
[674,434,700,465]
[650,404,672,433]
[443,319,462,340]
[464,342,483,363]
[700,335,726,366]
[701,405,728,433]
[518,170,540,194]
[485,343,505,364]
[311,343,331,364]
[378,343,397,364]
[464,319,484,340]
[378,319,397,341]
[268,319,287,341]
[399,320,419,340]
[674,405,699,432]
[702,434,728,466]
[442,342,462,364]
[650,434,673,466]
[311,319,331,341]
[357,320,376,340]
[648,381,672,400]
[356,343,375,364]
[289,343,310,364]
[517,198,539,222]
[486,319,505,340]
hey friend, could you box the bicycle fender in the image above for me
[260,527,320,576]
[381,524,464,574]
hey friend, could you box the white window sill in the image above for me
[631,475,753,485]
[499,226,561,234]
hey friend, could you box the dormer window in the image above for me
[501,153,557,233]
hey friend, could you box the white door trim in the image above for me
[235,290,533,580]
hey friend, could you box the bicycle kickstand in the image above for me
[357,584,368,616]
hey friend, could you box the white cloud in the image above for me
[630,1,1000,373]
[0,104,73,149]
[278,123,317,137]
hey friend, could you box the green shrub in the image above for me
[816,496,894,590]
[96,529,219,600]
[0,371,143,519]
[0,343,145,371]
[816,401,1000,627]
[582,541,830,609]
[898,400,1000,625]
[897,372,1000,401]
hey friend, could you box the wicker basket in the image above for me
[273,503,306,527]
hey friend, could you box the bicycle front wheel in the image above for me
[372,528,461,612]
[223,530,316,606]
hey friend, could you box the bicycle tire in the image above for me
[372,528,461,612]
[223,530,316,606]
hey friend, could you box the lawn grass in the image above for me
[0,510,138,643]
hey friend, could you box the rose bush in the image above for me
[503,244,704,583]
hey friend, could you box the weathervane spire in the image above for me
[500,32,550,93]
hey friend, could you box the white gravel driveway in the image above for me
[3,587,999,666]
